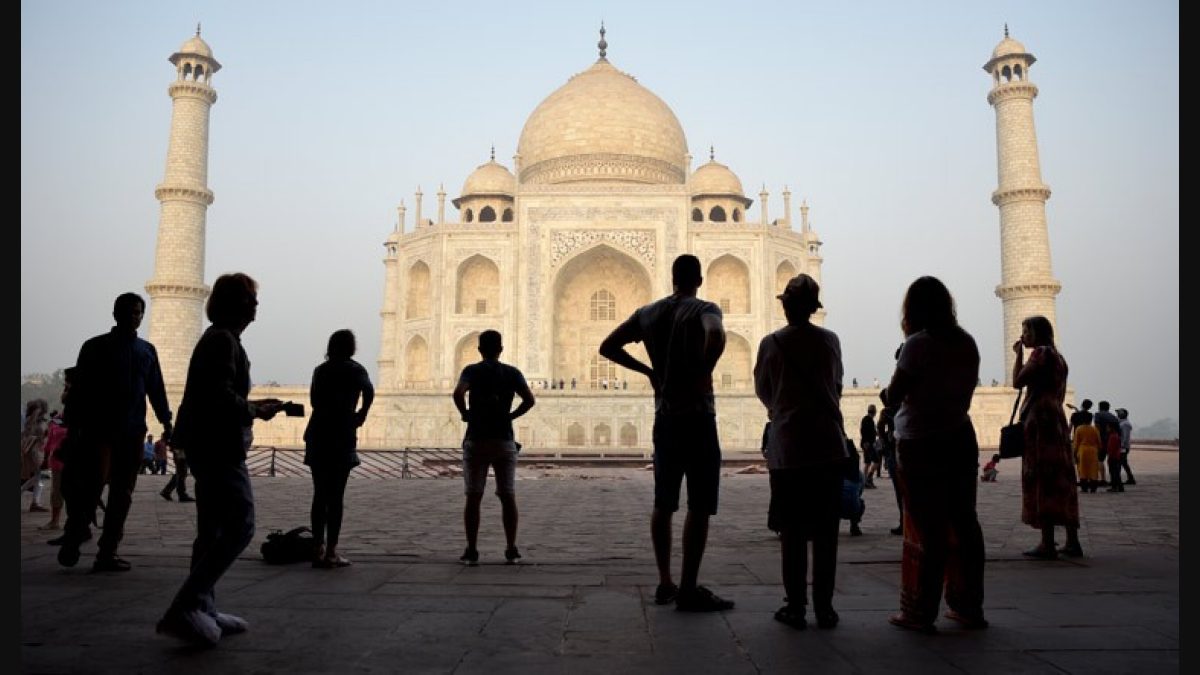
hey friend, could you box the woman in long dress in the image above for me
[1013,315,1082,559]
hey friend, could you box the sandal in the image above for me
[889,612,936,634]
[773,604,807,629]
[944,609,989,629]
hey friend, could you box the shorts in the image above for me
[463,439,518,496]
[862,440,879,464]
[652,413,721,515]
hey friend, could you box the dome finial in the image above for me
[709,145,715,161]
[597,21,607,60]
[196,22,202,37]
[490,144,495,161]
[1004,23,1009,38]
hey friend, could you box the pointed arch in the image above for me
[709,205,727,222]
[567,422,585,446]
[707,254,750,314]
[404,336,430,386]
[692,207,703,222]
[455,331,482,376]
[715,332,752,390]
[502,208,514,222]
[619,422,638,447]
[456,254,500,315]
[775,260,797,319]
[593,423,611,446]
[552,244,651,384]
[479,206,497,222]
[406,261,431,319]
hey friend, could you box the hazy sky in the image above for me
[21,1,1178,425]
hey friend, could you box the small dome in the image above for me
[991,36,1027,60]
[690,160,744,197]
[461,160,516,197]
[178,35,213,59]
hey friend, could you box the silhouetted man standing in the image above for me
[600,254,732,612]
[59,292,173,572]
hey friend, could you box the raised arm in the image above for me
[701,311,726,372]
[599,315,655,386]
[510,375,536,421]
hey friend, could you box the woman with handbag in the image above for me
[1012,315,1082,559]
[880,276,986,633]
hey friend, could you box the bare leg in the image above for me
[651,508,674,587]
[498,493,518,550]
[464,493,484,551]
[679,510,710,592]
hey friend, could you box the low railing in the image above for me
[246,446,462,479]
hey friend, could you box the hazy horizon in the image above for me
[21,1,1178,425]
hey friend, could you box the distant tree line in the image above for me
[20,369,68,416]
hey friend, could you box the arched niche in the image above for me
[714,332,752,390]
[456,255,500,315]
[707,254,750,315]
[406,261,431,319]
[619,422,638,447]
[593,423,611,446]
[774,260,796,318]
[404,336,430,386]
[454,331,482,376]
[552,244,651,386]
[567,422,585,446]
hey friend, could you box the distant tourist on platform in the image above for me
[1116,408,1135,485]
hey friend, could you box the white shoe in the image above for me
[157,608,221,647]
[212,612,249,636]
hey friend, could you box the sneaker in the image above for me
[92,556,132,572]
[654,582,679,605]
[157,608,221,647]
[1124,478,1136,486]
[212,612,249,636]
[773,604,807,629]
[504,547,522,565]
[459,547,479,567]
[849,524,863,537]
[1022,546,1058,561]
[160,491,173,501]
[179,494,196,502]
[1057,543,1084,558]
[675,585,735,612]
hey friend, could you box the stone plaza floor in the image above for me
[20,450,1179,673]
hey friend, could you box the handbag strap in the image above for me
[1008,388,1024,425]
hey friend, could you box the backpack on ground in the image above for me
[260,526,315,564]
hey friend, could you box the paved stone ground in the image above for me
[21,451,1178,674]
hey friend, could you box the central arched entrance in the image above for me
[552,245,652,388]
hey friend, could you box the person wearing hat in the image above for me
[754,273,847,629]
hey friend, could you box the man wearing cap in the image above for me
[600,254,732,613]
[753,273,847,630]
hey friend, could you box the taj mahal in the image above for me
[146,26,1061,453]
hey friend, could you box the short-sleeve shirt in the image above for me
[458,360,528,442]
[613,295,722,415]
[893,327,980,440]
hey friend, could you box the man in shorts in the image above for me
[452,330,535,566]
[600,254,733,612]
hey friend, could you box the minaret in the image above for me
[984,28,1062,384]
[759,184,769,226]
[781,186,792,228]
[145,26,221,397]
